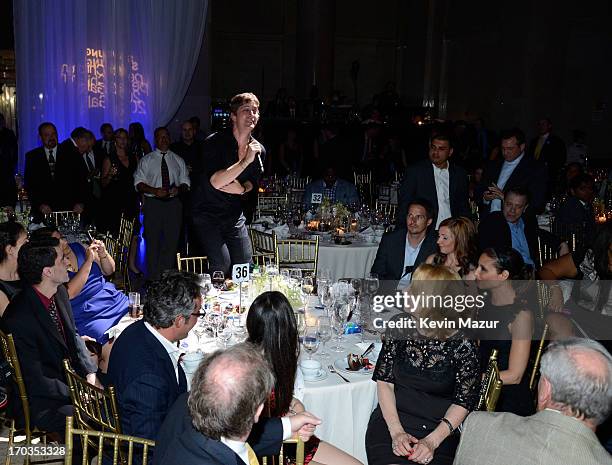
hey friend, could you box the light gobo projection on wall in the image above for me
[60,49,148,115]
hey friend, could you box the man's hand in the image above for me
[73,203,84,214]
[218,180,245,195]
[40,204,52,215]
[169,186,179,197]
[155,188,169,199]
[241,140,262,166]
[288,411,321,442]
[483,184,504,201]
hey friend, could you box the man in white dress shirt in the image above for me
[134,126,190,280]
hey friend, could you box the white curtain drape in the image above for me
[13,0,208,171]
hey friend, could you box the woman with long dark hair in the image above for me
[0,221,27,315]
[475,247,535,416]
[426,216,478,279]
[247,291,362,465]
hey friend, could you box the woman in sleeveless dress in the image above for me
[0,221,28,316]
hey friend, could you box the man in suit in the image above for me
[528,118,566,188]
[106,270,200,440]
[93,122,114,157]
[24,122,70,220]
[303,164,359,208]
[556,173,596,244]
[478,187,564,268]
[479,127,548,219]
[453,338,612,465]
[56,126,94,215]
[372,198,437,294]
[154,343,322,465]
[0,238,98,435]
[396,133,470,229]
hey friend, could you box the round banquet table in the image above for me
[317,241,380,282]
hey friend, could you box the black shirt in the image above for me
[170,140,204,181]
[191,129,265,221]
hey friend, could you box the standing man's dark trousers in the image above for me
[143,197,182,280]
[193,214,252,276]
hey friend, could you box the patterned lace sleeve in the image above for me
[450,339,481,410]
[372,336,401,384]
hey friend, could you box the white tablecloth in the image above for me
[318,242,380,282]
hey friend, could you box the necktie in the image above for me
[48,149,56,177]
[48,297,67,346]
[534,137,545,160]
[160,152,170,190]
[85,154,95,173]
[245,443,260,465]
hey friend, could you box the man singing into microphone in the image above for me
[191,92,265,275]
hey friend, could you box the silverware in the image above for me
[328,364,350,383]
[360,343,375,358]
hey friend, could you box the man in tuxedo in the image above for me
[93,122,114,156]
[453,338,612,465]
[478,187,564,268]
[396,133,470,229]
[479,127,548,219]
[0,238,98,435]
[24,122,70,219]
[154,343,322,465]
[106,270,200,440]
[528,118,566,187]
[371,199,437,294]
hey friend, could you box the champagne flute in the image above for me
[316,316,332,357]
[302,327,320,360]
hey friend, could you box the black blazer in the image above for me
[371,228,437,294]
[479,155,548,218]
[0,285,96,426]
[478,211,560,268]
[24,146,72,214]
[528,134,566,183]
[106,320,187,441]
[154,393,283,465]
[396,159,470,226]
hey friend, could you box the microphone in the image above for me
[255,151,264,172]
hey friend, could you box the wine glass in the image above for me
[302,327,320,360]
[365,273,380,297]
[217,326,233,349]
[319,285,334,315]
[329,302,347,351]
[199,273,212,299]
[316,316,332,357]
[192,323,206,345]
[351,278,363,297]
[212,271,225,290]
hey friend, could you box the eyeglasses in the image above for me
[192,312,206,317]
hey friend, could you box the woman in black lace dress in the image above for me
[475,247,535,416]
[366,265,481,465]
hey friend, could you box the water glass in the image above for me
[316,316,332,357]
[199,273,212,299]
[128,292,141,318]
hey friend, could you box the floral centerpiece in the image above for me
[307,199,351,232]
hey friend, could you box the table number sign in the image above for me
[311,193,323,204]
[232,263,250,283]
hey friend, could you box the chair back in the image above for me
[537,236,558,267]
[287,176,311,190]
[375,200,397,219]
[176,253,209,274]
[276,237,319,275]
[354,171,372,205]
[64,416,155,465]
[529,324,549,391]
[249,228,278,267]
[536,280,551,320]
[46,211,81,227]
[63,359,121,434]
[0,329,33,441]
[478,349,503,411]
[262,437,305,465]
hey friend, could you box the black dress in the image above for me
[100,151,139,236]
[0,279,22,303]
[477,301,535,416]
[365,324,480,465]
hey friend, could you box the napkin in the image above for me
[355,342,382,359]
[253,216,275,225]
[272,223,290,238]
[360,227,374,235]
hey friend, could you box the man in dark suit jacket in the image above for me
[106,270,200,441]
[478,187,563,268]
[528,118,566,188]
[154,344,322,465]
[396,133,470,228]
[24,122,73,219]
[93,122,114,158]
[556,173,596,244]
[479,127,548,219]
[372,198,437,294]
[0,238,98,435]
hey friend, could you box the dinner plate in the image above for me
[303,370,329,382]
[333,357,376,375]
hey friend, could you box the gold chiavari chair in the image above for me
[249,228,278,267]
[288,189,306,206]
[287,176,311,190]
[536,280,552,320]
[262,437,305,465]
[0,330,63,465]
[64,417,155,465]
[529,324,549,392]
[537,236,558,267]
[63,360,121,434]
[45,211,80,227]
[176,253,209,274]
[276,237,319,276]
[375,200,397,218]
[256,194,288,218]
[354,171,372,205]
[478,349,503,412]
[113,215,135,292]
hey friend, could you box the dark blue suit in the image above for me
[154,393,284,465]
[106,320,187,441]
